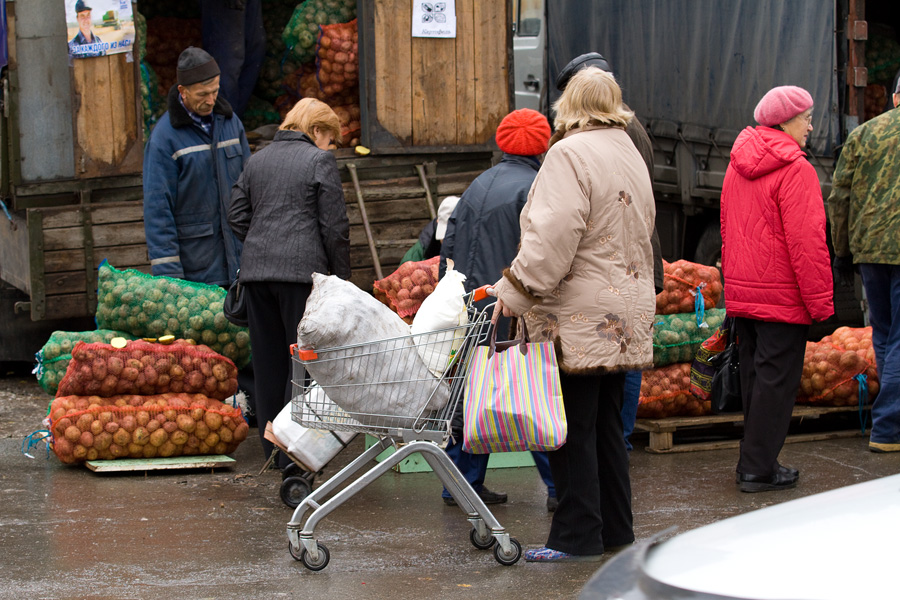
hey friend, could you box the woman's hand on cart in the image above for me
[486,285,517,325]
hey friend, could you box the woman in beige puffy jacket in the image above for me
[491,68,656,562]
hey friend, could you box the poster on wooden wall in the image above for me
[412,1,457,38]
[65,0,135,59]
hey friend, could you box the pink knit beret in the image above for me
[753,86,814,127]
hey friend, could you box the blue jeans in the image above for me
[200,0,266,119]
[441,436,555,499]
[860,264,900,443]
[621,370,642,451]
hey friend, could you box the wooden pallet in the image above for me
[85,455,235,473]
[634,405,869,454]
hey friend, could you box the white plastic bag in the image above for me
[411,267,468,377]
[297,273,450,427]
[271,384,357,472]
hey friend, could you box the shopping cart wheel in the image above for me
[282,463,303,480]
[493,538,522,566]
[470,527,496,550]
[289,541,330,571]
[280,476,313,508]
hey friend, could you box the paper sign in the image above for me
[65,0,135,59]
[412,1,457,38]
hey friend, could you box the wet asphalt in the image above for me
[2,410,898,600]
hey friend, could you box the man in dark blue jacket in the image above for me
[439,109,558,511]
[143,47,250,288]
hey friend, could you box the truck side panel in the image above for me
[10,0,76,183]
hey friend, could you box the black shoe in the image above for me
[738,471,798,493]
[546,495,558,512]
[442,486,508,506]
[776,463,799,479]
[735,463,799,484]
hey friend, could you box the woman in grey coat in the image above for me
[229,98,351,465]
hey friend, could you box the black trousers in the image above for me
[244,281,312,467]
[734,318,809,476]
[546,371,633,555]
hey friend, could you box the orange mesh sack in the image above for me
[637,362,711,419]
[656,259,724,315]
[47,393,249,464]
[316,19,358,97]
[56,339,238,401]
[798,327,879,407]
[372,256,440,321]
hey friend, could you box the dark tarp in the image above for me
[547,0,839,155]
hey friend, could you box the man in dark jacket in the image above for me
[143,47,250,288]
[556,52,665,452]
[439,108,558,511]
[68,0,105,58]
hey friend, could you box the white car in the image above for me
[580,473,900,599]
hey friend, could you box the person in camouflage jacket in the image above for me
[827,83,900,452]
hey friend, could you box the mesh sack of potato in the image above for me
[47,393,248,464]
[656,259,723,316]
[637,362,710,419]
[316,19,358,97]
[653,308,726,367]
[282,0,357,63]
[372,256,440,321]
[35,330,137,395]
[798,326,879,407]
[94,261,251,368]
[57,339,238,401]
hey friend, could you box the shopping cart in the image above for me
[285,286,522,570]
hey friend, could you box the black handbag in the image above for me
[223,270,248,327]
[709,338,742,414]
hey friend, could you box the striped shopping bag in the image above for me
[462,325,566,454]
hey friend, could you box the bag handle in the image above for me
[490,316,530,357]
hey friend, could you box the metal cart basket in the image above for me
[286,286,522,570]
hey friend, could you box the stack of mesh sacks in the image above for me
[47,338,248,464]
[638,260,725,419]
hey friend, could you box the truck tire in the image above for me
[694,223,722,269]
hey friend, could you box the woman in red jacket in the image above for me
[721,86,834,493]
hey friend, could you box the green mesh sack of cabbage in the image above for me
[652,308,726,367]
[35,330,137,395]
[94,262,251,369]
[282,0,356,63]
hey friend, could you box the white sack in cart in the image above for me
[411,267,468,377]
[272,384,357,473]
[297,273,450,426]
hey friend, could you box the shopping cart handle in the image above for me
[296,345,318,361]
[472,285,492,303]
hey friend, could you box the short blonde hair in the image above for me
[552,67,633,133]
[280,97,342,143]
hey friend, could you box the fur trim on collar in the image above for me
[166,85,234,129]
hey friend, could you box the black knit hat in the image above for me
[176,47,220,87]
[556,52,612,91]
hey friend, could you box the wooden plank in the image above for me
[44,244,149,273]
[472,1,509,143]
[455,0,478,145]
[40,202,144,229]
[345,198,432,225]
[349,221,423,247]
[644,430,866,455]
[43,222,146,252]
[635,404,869,453]
[411,34,457,145]
[85,455,236,473]
[74,57,115,167]
[373,0,412,144]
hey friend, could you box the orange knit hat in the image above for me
[495,109,551,156]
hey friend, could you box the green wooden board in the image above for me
[85,455,236,473]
